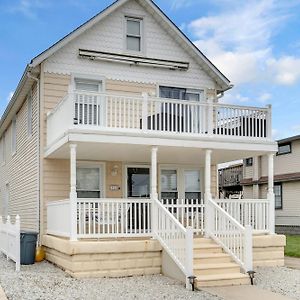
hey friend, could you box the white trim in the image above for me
[76,161,106,198]
[158,165,203,200]
[30,0,231,89]
[124,164,151,199]
[71,73,106,93]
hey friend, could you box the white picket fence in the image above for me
[0,215,21,271]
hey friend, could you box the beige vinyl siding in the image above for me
[41,72,71,233]
[0,83,39,231]
[261,140,300,176]
[243,165,253,179]
[243,186,253,198]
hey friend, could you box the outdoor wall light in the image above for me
[188,275,196,291]
[111,165,119,176]
[247,270,256,285]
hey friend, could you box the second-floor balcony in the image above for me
[46,91,272,147]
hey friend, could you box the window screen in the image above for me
[161,169,178,200]
[185,170,201,200]
[126,18,142,51]
[277,143,291,155]
[76,167,101,198]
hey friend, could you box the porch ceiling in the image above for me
[46,141,272,166]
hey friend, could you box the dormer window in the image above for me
[126,17,142,52]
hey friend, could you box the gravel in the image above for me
[0,254,219,300]
[255,266,300,300]
[1,254,299,300]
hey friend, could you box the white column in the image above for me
[267,152,275,234]
[70,144,77,241]
[204,149,212,237]
[151,146,158,235]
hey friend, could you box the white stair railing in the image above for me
[207,198,253,272]
[215,199,269,232]
[153,199,194,288]
[160,199,204,235]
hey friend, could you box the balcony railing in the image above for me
[47,91,272,146]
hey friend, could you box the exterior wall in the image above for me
[43,235,162,278]
[43,0,218,91]
[242,139,300,226]
[40,72,71,234]
[0,83,39,231]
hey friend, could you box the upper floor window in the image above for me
[245,158,253,167]
[75,78,102,93]
[159,86,203,101]
[126,17,142,52]
[11,116,16,155]
[27,93,32,136]
[277,143,291,155]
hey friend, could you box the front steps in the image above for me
[193,238,250,288]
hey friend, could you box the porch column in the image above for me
[204,149,212,237]
[151,146,158,234]
[267,152,275,234]
[70,144,77,241]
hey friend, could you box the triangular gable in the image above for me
[30,0,231,91]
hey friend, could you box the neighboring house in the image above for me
[242,135,300,234]
[218,163,243,198]
[0,0,285,288]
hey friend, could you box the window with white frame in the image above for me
[184,170,201,200]
[274,183,282,209]
[27,93,32,136]
[74,78,104,126]
[76,167,102,198]
[126,17,142,52]
[11,116,17,154]
[161,169,178,200]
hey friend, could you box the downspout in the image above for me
[27,71,41,245]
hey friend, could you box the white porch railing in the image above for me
[0,215,20,271]
[161,199,204,235]
[216,199,270,233]
[153,198,193,286]
[207,199,253,272]
[77,198,152,238]
[47,200,70,237]
[47,91,272,146]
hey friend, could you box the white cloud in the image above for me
[7,91,14,103]
[267,56,300,85]
[188,0,300,86]
[258,92,272,103]
[219,91,250,105]
[7,0,49,19]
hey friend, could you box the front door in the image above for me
[126,166,150,230]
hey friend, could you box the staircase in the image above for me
[193,237,250,287]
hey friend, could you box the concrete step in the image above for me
[194,252,232,264]
[193,238,215,245]
[193,243,223,254]
[195,272,250,288]
[194,262,241,276]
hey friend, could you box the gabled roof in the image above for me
[1,0,232,134]
[30,0,231,90]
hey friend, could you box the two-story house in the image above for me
[242,135,300,234]
[0,0,285,289]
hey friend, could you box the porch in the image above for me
[44,143,279,287]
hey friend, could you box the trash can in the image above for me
[20,232,38,265]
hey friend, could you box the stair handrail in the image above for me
[207,198,253,272]
[153,198,194,288]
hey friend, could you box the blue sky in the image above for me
[0,0,300,140]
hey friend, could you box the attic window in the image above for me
[126,17,142,52]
